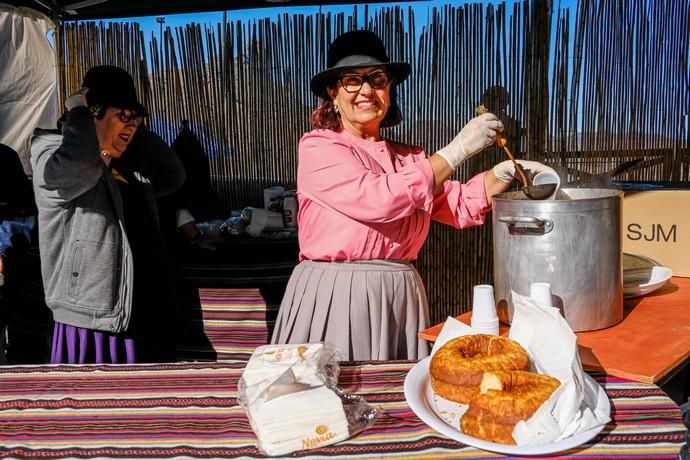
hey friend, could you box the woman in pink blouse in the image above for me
[271,30,555,360]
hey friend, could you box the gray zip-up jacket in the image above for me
[30,107,185,332]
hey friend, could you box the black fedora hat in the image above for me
[310,30,411,98]
[83,65,149,117]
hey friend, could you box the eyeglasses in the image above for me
[339,71,391,93]
[116,110,144,126]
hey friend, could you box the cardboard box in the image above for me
[622,188,690,277]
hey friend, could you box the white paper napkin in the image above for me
[430,316,475,356]
[508,291,610,444]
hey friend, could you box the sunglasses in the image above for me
[339,70,391,93]
[115,109,144,125]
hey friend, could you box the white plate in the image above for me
[404,357,610,456]
[623,265,673,298]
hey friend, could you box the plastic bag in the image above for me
[238,342,342,406]
[238,342,380,457]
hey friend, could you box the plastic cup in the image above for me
[470,284,498,335]
[530,282,553,307]
[533,171,561,199]
[470,317,499,336]
[533,171,560,186]
[471,285,497,320]
[471,285,498,336]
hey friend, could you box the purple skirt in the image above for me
[50,322,137,364]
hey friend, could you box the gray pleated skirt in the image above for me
[271,260,430,360]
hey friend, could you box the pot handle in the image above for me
[498,216,554,234]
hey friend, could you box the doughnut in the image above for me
[429,334,530,403]
[460,370,561,444]
[430,375,483,404]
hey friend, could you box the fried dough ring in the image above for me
[429,335,530,404]
[430,376,481,404]
[460,370,561,444]
[461,411,516,444]
[430,335,530,386]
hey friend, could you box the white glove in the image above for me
[493,159,558,184]
[436,113,504,169]
[65,87,89,111]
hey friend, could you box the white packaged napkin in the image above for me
[249,370,350,456]
[508,291,610,444]
[239,342,380,456]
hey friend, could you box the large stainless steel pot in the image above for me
[492,188,623,332]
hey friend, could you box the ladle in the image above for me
[475,105,557,200]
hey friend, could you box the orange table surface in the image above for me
[418,277,690,385]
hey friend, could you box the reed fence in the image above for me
[56,0,689,324]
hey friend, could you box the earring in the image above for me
[333,104,340,115]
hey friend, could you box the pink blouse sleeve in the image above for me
[298,131,435,223]
[430,172,491,228]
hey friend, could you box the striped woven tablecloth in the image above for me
[176,288,271,361]
[0,361,685,459]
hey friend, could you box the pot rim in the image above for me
[493,187,623,202]
[492,188,623,213]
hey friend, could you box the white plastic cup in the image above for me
[471,285,497,320]
[471,285,499,335]
[530,282,553,307]
[533,171,561,199]
[470,317,499,336]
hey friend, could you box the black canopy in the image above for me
[4,0,421,20]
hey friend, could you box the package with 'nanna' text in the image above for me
[238,343,380,457]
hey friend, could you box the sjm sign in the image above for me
[626,223,677,243]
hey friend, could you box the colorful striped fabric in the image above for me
[0,361,685,459]
[175,288,270,361]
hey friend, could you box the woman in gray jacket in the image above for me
[31,66,185,364]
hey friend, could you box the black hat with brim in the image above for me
[310,30,411,98]
[83,65,149,118]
